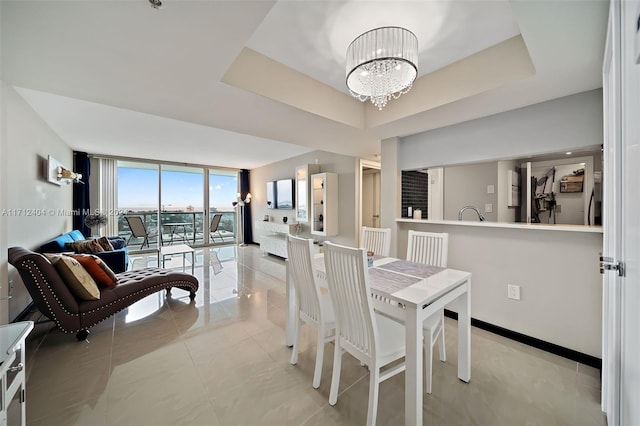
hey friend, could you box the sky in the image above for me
[118,167,238,211]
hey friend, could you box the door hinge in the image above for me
[600,256,625,277]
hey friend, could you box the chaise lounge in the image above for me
[8,247,199,341]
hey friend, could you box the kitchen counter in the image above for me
[396,218,603,233]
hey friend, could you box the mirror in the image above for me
[401,147,602,226]
[266,181,275,209]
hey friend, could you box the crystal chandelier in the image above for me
[346,27,418,110]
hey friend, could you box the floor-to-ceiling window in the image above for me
[208,169,239,244]
[115,159,239,252]
[118,161,160,250]
[160,165,204,245]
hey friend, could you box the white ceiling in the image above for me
[0,0,609,169]
[246,0,521,94]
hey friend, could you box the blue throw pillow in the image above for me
[108,237,126,250]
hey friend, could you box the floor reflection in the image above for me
[23,245,605,426]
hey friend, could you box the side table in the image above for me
[0,321,34,426]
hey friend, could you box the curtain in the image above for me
[73,152,91,236]
[99,158,119,236]
[240,169,252,244]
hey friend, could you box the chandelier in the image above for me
[346,27,418,110]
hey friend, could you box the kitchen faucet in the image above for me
[458,205,485,221]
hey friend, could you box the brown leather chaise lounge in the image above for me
[8,247,199,341]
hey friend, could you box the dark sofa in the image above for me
[8,247,199,340]
[39,230,129,273]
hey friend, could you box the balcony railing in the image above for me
[118,210,237,252]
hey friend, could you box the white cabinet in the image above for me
[295,164,319,223]
[0,322,33,426]
[311,172,338,236]
[256,221,298,258]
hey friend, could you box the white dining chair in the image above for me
[287,235,335,389]
[360,227,391,257]
[324,242,405,426]
[406,230,449,394]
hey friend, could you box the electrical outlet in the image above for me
[556,204,561,213]
[507,284,521,300]
[487,185,495,194]
[485,203,493,213]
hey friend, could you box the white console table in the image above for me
[255,221,298,258]
[1,321,34,426]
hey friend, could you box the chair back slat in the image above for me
[324,242,377,360]
[360,227,391,257]
[287,235,323,324]
[209,214,223,232]
[125,216,148,238]
[406,231,449,267]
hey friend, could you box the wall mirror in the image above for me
[401,146,602,227]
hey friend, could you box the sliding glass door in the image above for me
[115,159,239,252]
[117,161,160,250]
[160,165,204,246]
[208,170,238,245]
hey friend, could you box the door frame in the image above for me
[355,158,381,247]
[601,0,622,423]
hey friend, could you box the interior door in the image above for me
[362,168,381,228]
[619,0,640,423]
[602,1,640,424]
[601,1,621,421]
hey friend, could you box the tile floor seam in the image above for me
[102,317,116,426]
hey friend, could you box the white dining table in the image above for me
[285,254,472,426]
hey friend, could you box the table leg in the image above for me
[285,259,295,347]
[404,307,422,426]
[191,251,195,275]
[458,280,471,382]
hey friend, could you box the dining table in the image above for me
[285,253,472,426]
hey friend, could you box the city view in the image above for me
[116,163,239,248]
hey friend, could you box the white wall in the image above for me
[399,89,603,170]
[1,83,73,322]
[443,162,498,221]
[397,222,602,357]
[386,90,604,356]
[0,81,7,324]
[251,150,357,248]
[380,137,400,257]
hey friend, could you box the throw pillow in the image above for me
[108,237,126,250]
[95,236,115,251]
[44,254,100,300]
[66,239,104,254]
[69,254,119,287]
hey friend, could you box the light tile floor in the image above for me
[23,245,606,425]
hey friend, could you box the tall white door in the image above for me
[619,0,640,424]
[602,1,640,425]
[362,169,381,228]
[601,1,622,421]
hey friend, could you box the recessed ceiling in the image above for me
[246,0,521,94]
[0,0,609,169]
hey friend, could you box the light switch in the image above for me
[487,185,495,194]
[485,203,493,213]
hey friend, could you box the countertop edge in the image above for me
[395,219,603,233]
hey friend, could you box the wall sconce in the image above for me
[57,166,83,184]
[47,155,83,185]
